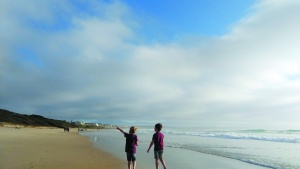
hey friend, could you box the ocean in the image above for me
[81,126,300,169]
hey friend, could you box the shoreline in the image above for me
[82,130,268,169]
[0,127,124,169]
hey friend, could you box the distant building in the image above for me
[70,122,115,128]
[85,123,99,127]
[72,121,85,126]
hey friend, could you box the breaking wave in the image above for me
[163,130,300,143]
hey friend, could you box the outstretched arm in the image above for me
[147,140,154,153]
[116,126,125,134]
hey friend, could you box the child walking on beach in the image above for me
[117,126,139,169]
[147,123,167,169]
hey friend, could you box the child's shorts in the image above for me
[126,152,136,161]
[154,150,164,159]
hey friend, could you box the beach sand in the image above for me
[0,127,123,169]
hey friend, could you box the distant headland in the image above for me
[0,109,115,129]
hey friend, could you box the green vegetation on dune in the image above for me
[0,109,71,128]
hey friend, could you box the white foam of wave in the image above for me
[163,130,300,143]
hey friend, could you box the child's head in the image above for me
[129,126,137,134]
[154,123,162,132]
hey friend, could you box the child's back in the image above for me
[117,126,138,169]
[124,132,138,153]
[147,123,167,169]
[153,131,164,151]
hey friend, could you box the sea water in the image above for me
[81,127,300,169]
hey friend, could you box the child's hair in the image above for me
[155,123,162,131]
[129,126,137,134]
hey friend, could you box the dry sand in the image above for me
[0,127,124,169]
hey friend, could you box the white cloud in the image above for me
[1,0,300,127]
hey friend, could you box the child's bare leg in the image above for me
[155,159,159,169]
[132,161,136,169]
[127,161,131,169]
[159,158,167,169]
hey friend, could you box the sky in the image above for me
[1,0,300,128]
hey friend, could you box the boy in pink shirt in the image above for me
[147,123,167,169]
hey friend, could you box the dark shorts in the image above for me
[126,152,136,161]
[154,150,163,159]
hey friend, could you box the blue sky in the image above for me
[122,0,256,40]
[1,0,300,128]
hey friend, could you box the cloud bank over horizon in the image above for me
[1,0,300,127]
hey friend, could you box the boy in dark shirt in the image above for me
[147,123,167,169]
[117,126,139,169]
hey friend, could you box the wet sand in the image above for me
[0,127,123,169]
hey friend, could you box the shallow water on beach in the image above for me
[81,127,300,169]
